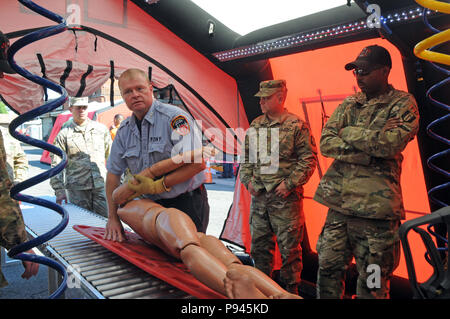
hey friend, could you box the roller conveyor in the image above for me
[21,199,192,299]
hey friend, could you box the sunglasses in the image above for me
[352,65,384,77]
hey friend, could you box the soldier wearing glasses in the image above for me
[314,45,420,299]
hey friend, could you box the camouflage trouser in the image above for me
[250,190,304,294]
[316,209,401,299]
[0,186,27,288]
[67,188,108,218]
[0,197,25,287]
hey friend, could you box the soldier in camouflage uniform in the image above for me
[313,45,420,299]
[50,97,112,217]
[0,31,39,287]
[240,80,317,295]
[0,130,39,288]
[0,125,28,184]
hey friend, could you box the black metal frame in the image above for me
[399,206,450,299]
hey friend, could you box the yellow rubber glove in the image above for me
[127,175,170,201]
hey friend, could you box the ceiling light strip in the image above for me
[213,6,438,62]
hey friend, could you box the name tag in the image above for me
[150,136,162,142]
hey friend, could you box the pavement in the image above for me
[0,144,237,299]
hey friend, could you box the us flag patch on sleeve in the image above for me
[171,115,190,136]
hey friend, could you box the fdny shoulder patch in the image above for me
[170,115,190,136]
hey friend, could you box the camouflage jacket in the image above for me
[240,110,317,194]
[0,126,28,184]
[50,118,112,196]
[313,86,419,220]
[0,130,28,287]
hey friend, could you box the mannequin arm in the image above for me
[112,147,211,205]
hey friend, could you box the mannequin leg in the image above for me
[199,234,242,267]
[200,232,279,299]
[156,208,229,295]
[199,234,287,297]
[180,245,228,295]
[224,268,267,299]
[224,268,302,299]
[227,263,286,297]
[117,199,167,250]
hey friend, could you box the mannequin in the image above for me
[110,147,295,298]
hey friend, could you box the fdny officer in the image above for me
[104,68,209,242]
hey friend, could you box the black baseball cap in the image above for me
[0,31,16,74]
[345,45,392,71]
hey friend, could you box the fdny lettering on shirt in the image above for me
[149,136,162,142]
[170,115,190,136]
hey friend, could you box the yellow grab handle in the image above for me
[415,0,450,14]
[414,29,450,66]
